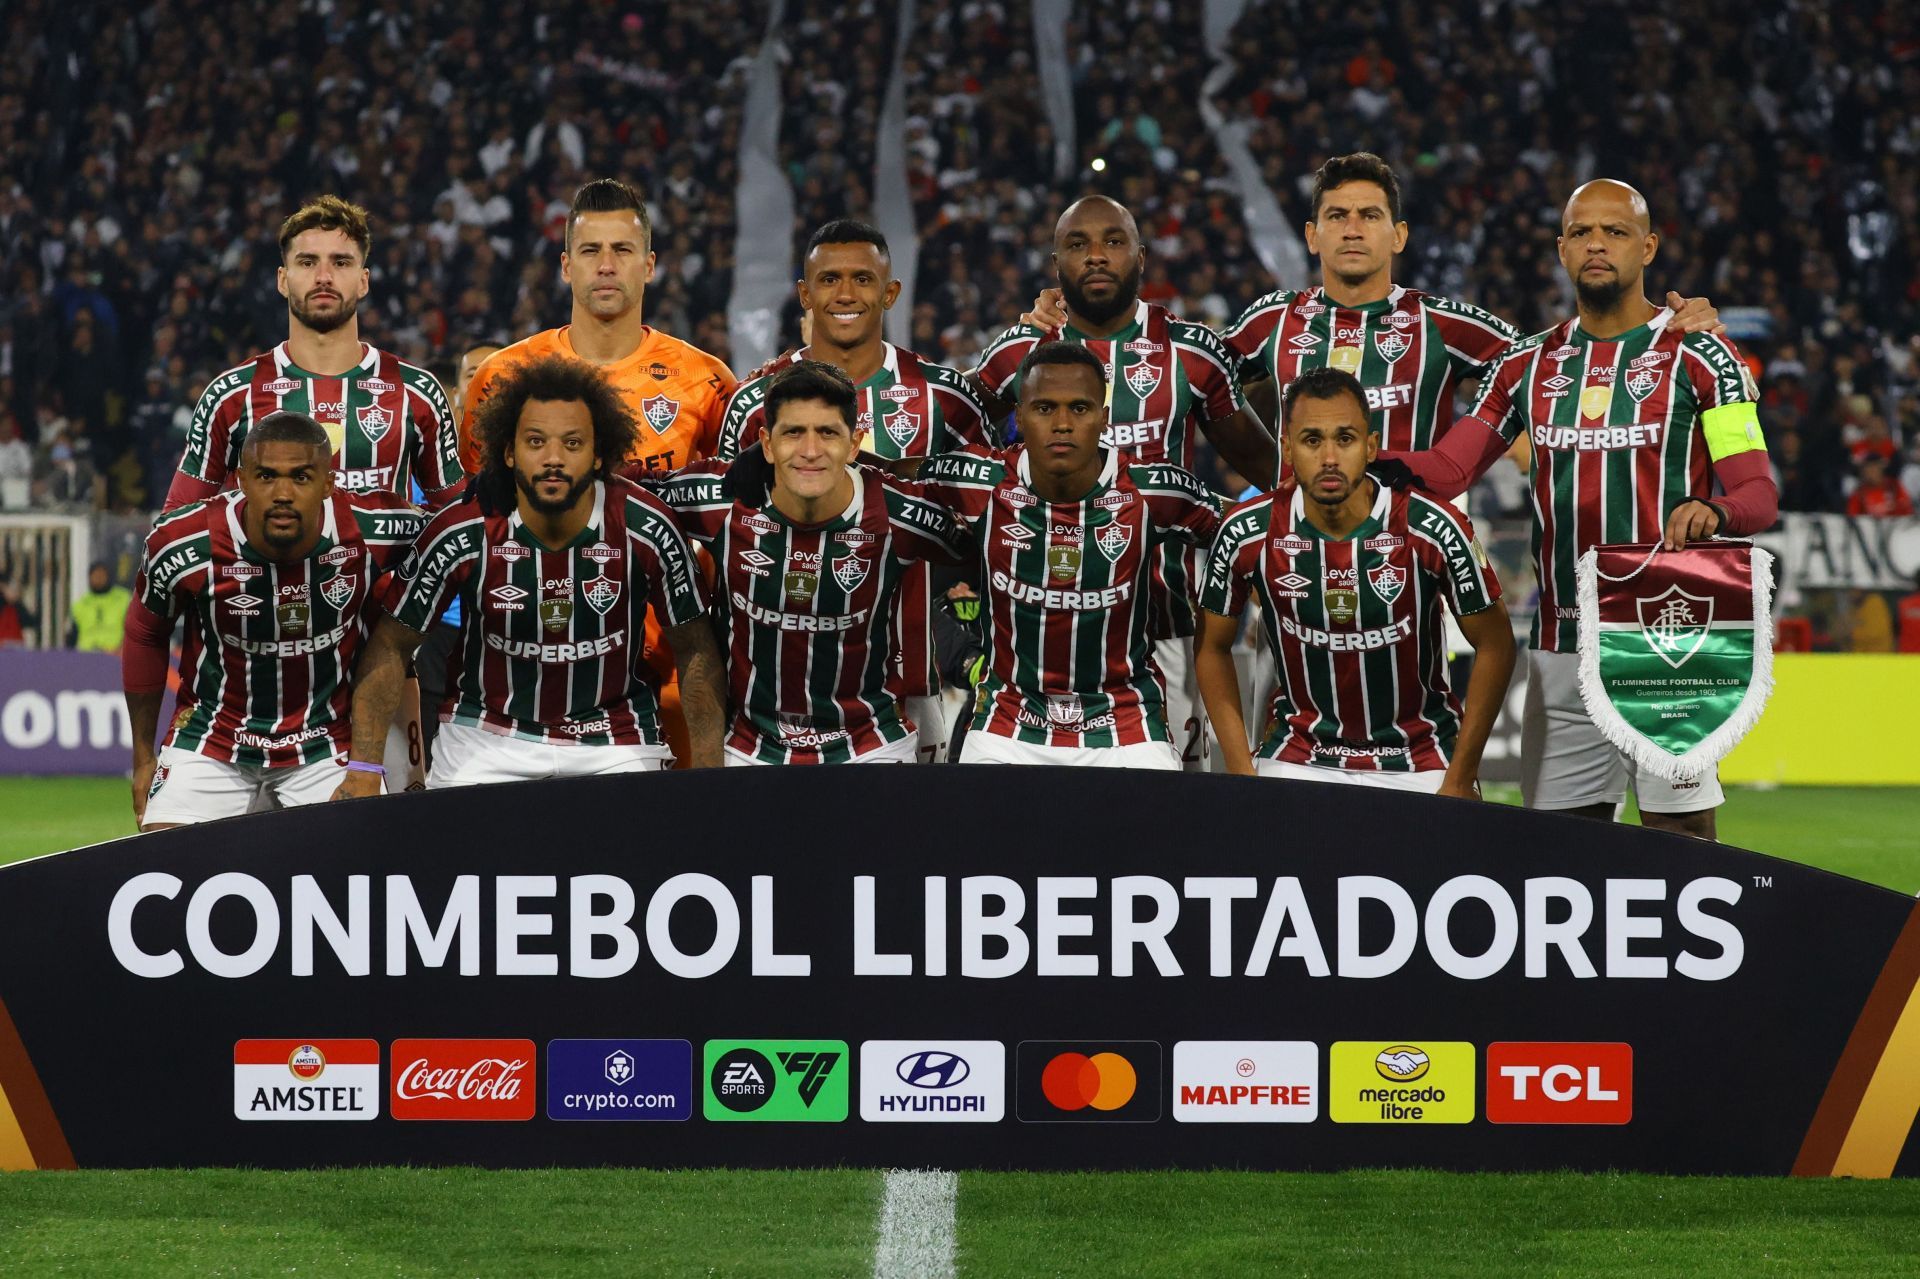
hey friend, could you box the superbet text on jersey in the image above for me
[1466,312,1762,652]
[1201,484,1501,773]
[716,344,991,700]
[384,479,707,747]
[650,462,967,763]
[918,446,1221,748]
[1224,286,1519,453]
[137,490,422,766]
[170,343,463,506]
[975,300,1246,638]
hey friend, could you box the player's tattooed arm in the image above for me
[1438,600,1517,800]
[335,614,428,801]
[1194,610,1256,776]
[667,618,726,769]
[1201,408,1280,493]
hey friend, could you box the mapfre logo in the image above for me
[390,1039,535,1120]
[1486,1042,1632,1125]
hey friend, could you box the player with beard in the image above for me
[715,220,993,759]
[1376,180,1777,838]
[1196,368,1514,793]
[458,179,736,771]
[125,412,422,828]
[655,362,968,764]
[971,196,1274,771]
[342,355,724,790]
[167,197,463,508]
[922,343,1222,768]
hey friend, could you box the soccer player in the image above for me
[124,413,422,828]
[167,196,463,508]
[1378,180,1779,838]
[341,355,724,791]
[971,195,1275,770]
[716,219,993,759]
[459,179,736,770]
[654,362,968,764]
[921,342,1222,768]
[1195,368,1514,794]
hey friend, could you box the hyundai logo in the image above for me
[896,1051,970,1089]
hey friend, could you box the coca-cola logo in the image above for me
[389,1039,536,1120]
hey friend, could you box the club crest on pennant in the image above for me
[641,395,680,435]
[1374,330,1411,363]
[1124,361,1162,399]
[1636,583,1712,668]
[1625,366,1663,402]
[883,408,919,451]
[1095,521,1131,563]
[356,403,393,443]
[582,575,621,616]
[1367,561,1405,604]
[832,553,870,593]
[319,574,356,609]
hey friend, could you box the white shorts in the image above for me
[904,694,948,763]
[1156,635,1211,773]
[724,732,920,766]
[143,745,360,826]
[427,721,674,789]
[958,732,1181,770]
[1254,759,1447,793]
[1520,649,1724,815]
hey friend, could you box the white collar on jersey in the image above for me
[225,485,340,556]
[274,341,377,376]
[1309,284,1407,311]
[508,480,608,541]
[1015,443,1120,496]
[795,342,901,383]
[1289,476,1391,531]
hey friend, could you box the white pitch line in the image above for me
[873,1167,958,1279]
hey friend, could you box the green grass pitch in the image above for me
[1,777,1915,1274]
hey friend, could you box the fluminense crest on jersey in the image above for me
[1367,561,1405,605]
[831,552,871,593]
[582,575,622,616]
[1625,365,1664,402]
[1125,361,1163,398]
[1096,521,1132,563]
[883,408,919,450]
[356,404,393,443]
[319,575,356,609]
[1375,331,1411,362]
[641,394,680,434]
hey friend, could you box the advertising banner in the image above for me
[0,768,1913,1176]
[0,650,130,776]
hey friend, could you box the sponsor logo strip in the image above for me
[859,1041,1005,1123]
[546,1039,693,1122]
[1329,1041,1475,1124]
[1172,1041,1318,1123]
[234,1039,379,1121]
[1016,1041,1162,1123]
[1486,1042,1632,1125]
[390,1038,535,1121]
[703,1040,849,1122]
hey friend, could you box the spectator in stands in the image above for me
[67,561,131,654]
[0,410,31,509]
[0,560,37,648]
[1899,575,1920,654]
[1847,456,1914,518]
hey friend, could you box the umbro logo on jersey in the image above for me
[1124,362,1162,398]
[739,549,776,572]
[1287,333,1322,351]
[320,575,356,609]
[641,394,680,434]
[263,377,302,396]
[582,575,621,616]
[1272,573,1310,599]
[358,378,396,394]
[225,593,263,613]
[1000,525,1035,547]
[1541,375,1574,397]
[489,584,529,612]
[356,404,393,442]
[1095,522,1132,563]
[1375,331,1411,362]
[491,543,532,561]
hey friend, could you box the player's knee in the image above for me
[1642,807,1716,841]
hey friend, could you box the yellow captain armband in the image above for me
[1701,401,1766,461]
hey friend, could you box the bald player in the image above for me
[1377,179,1777,840]
[460,180,736,768]
[971,194,1276,771]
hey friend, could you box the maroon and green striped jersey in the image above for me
[1223,285,1519,454]
[136,488,423,767]
[1465,311,1762,652]
[168,342,464,508]
[651,462,967,763]
[1200,483,1501,772]
[384,479,708,746]
[715,343,992,699]
[974,301,1245,638]
[918,445,1221,748]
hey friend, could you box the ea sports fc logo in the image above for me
[1042,1052,1136,1111]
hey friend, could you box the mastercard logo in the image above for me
[1041,1052,1138,1112]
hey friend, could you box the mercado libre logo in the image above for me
[1330,1041,1475,1124]
[1016,1041,1162,1122]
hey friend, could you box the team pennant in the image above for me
[1576,541,1775,781]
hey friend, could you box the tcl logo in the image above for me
[1486,1042,1631,1125]
[390,1039,536,1121]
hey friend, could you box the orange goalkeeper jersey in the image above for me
[458,325,736,767]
